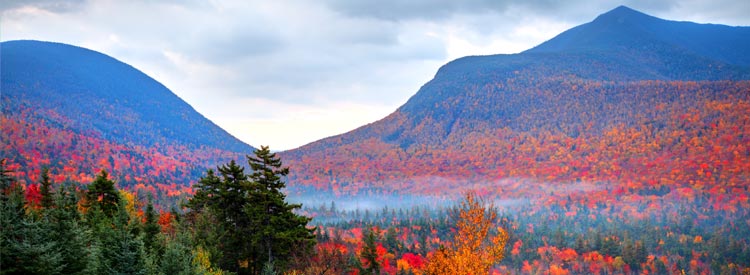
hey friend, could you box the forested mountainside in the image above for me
[1,40,252,198]
[282,6,750,200]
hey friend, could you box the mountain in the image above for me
[1,40,253,198]
[281,6,750,200]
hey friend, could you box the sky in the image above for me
[2,0,749,150]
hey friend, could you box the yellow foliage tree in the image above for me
[423,192,509,275]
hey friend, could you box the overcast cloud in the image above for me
[2,0,749,150]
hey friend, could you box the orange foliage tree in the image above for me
[424,192,509,275]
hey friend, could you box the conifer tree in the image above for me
[360,228,381,275]
[143,196,164,257]
[86,170,120,218]
[39,167,55,209]
[49,183,90,275]
[188,146,314,275]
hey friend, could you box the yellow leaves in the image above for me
[119,189,141,221]
[193,246,228,275]
[424,192,509,275]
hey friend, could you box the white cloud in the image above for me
[2,0,749,150]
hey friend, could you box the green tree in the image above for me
[143,196,164,257]
[49,183,91,275]
[159,233,195,275]
[86,170,120,218]
[360,228,381,275]
[0,176,63,275]
[187,146,314,275]
[39,167,55,209]
[245,146,314,271]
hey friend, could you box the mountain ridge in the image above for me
[281,6,750,197]
[1,40,253,197]
[2,40,253,153]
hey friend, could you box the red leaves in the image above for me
[25,183,42,208]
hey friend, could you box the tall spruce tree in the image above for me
[86,170,120,218]
[246,146,314,271]
[187,146,314,275]
[49,183,91,275]
[360,228,381,275]
[39,167,55,209]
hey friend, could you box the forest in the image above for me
[2,80,750,274]
[3,148,750,274]
[0,147,512,275]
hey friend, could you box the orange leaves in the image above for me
[424,192,509,275]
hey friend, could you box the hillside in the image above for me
[1,40,253,198]
[281,6,750,204]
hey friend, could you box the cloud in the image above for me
[0,0,85,14]
[2,0,749,150]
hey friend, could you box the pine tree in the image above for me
[360,228,381,275]
[159,233,195,275]
[1,176,64,275]
[86,170,120,218]
[143,196,164,257]
[38,167,55,209]
[187,146,314,275]
[0,167,27,274]
[245,146,315,272]
[49,183,91,275]
[102,199,147,275]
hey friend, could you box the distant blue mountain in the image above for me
[1,40,253,153]
[526,6,750,67]
[399,5,750,127]
[282,6,750,190]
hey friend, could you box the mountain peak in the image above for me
[525,6,750,67]
[591,5,660,26]
[600,5,646,18]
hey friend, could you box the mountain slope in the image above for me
[2,40,253,152]
[281,6,750,199]
[1,40,253,197]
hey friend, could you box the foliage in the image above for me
[187,146,315,274]
[424,192,508,274]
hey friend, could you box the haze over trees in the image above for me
[2,5,750,275]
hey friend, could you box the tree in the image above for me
[49,183,91,275]
[86,170,120,218]
[39,167,55,209]
[187,146,314,275]
[245,146,315,271]
[143,196,164,257]
[424,192,509,275]
[360,228,381,275]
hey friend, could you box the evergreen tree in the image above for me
[360,228,381,275]
[159,233,195,275]
[49,183,91,275]
[102,199,147,275]
[0,169,28,275]
[187,146,314,275]
[86,170,120,218]
[1,173,64,275]
[5,216,64,275]
[143,196,164,257]
[245,146,314,271]
[39,167,55,209]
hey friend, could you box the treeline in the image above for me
[1,151,512,275]
[306,191,750,274]
[0,147,315,275]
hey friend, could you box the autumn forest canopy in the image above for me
[2,5,750,275]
